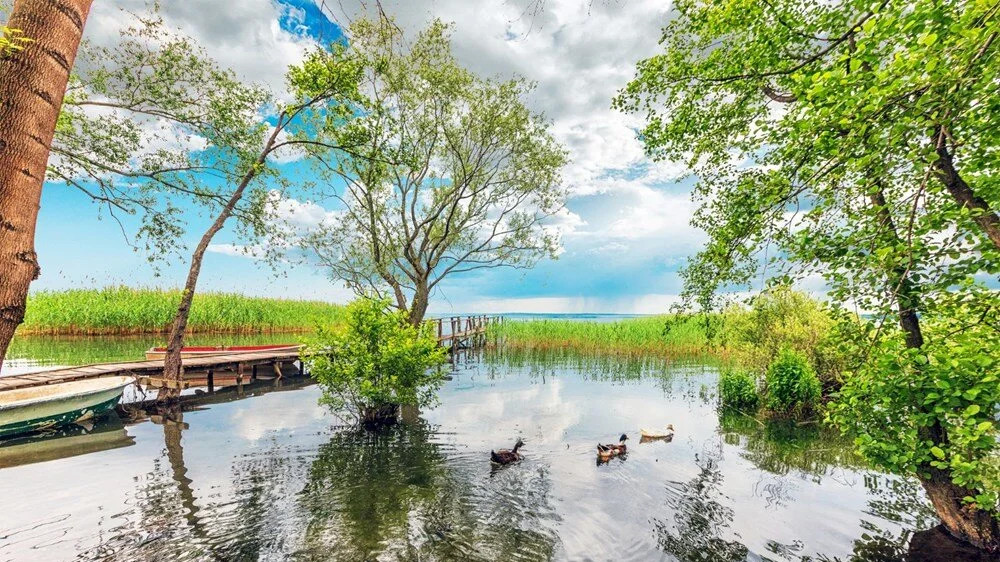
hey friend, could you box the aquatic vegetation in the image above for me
[718,368,760,412]
[764,349,822,416]
[305,298,447,426]
[18,287,344,335]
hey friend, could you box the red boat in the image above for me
[144,344,300,361]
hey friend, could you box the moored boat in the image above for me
[0,376,133,438]
[144,344,300,361]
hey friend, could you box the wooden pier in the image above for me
[0,315,499,393]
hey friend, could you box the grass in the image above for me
[488,315,718,357]
[18,287,345,336]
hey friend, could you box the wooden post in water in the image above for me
[206,369,214,393]
[251,364,258,382]
[298,360,304,377]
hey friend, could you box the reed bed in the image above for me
[18,287,345,336]
[489,315,719,357]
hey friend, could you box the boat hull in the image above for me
[144,345,300,361]
[0,377,132,438]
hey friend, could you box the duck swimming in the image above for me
[491,438,525,465]
[597,434,628,460]
[640,424,674,439]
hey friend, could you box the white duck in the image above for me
[639,424,674,439]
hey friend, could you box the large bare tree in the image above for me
[290,18,568,324]
[0,0,93,371]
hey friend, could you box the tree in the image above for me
[288,18,568,325]
[44,14,362,399]
[615,0,1000,550]
[0,0,93,372]
[303,297,447,426]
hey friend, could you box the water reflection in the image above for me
[297,422,559,561]
[0,349,982,561]
[0,415,134,469]
[654,446,749,561]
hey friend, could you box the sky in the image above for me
[31,0,711,314]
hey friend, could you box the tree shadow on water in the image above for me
[295,420,558,562]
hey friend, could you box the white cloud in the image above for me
[85,0,318,98]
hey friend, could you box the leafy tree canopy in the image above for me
[615,0,1000,545]
[286,18,569,324]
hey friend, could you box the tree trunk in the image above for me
[870,188,924,348]
[922,469,1000,552]
[157,183,251,401]
[872,185,999,551]
[0,0,93,373]
[933,132,1000,251]
[157,126,282,401]
[406,283,429,326]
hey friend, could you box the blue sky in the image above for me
[35,0,707,314]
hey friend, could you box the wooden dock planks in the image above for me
[0,316,500,393]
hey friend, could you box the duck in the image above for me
[639,424,674,440]
[491,438,525,465]
[597,434,628,460]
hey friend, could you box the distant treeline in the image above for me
[18,287,345,336]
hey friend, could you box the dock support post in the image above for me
[252,364,258,382]
[237,363,245,392]
[298,360,304,377]
[207,369,214,393]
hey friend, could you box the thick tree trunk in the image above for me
[0,0,93,373]
[922,469,1000,552]
[933,132,1000,251]
[872,185,999,551]
[406,283,429,326]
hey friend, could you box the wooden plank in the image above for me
[0,316,500,394]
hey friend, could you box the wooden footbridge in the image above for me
[0,315,500,394]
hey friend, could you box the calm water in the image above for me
[0,345,981,561]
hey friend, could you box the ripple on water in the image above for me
[0,355,955,561]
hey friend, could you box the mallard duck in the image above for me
[491,438,525,465]
[597,434,628,460]
[640,424,674,439]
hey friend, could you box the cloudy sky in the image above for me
[31,0,708,314]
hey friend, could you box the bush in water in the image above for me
[765,349,821,416]
[305,297,447,427]
[718,368,760,412]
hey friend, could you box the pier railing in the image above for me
[428,315,501,347]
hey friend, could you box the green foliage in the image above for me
[51,11,290,265]
[828,291,1000,513]
[304,297,447,425]
[765,349,821,416]
[287,18,567,322]
[720,287,847,385]
[718,368,760,411]
[19,287,344,335]
[0,25,30,56]
[616,0,1000,528]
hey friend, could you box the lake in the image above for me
[0,343,986,561]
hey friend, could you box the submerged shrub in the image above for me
[765,349,821,415]
[304,297,447,427]
[718,368,760,411]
